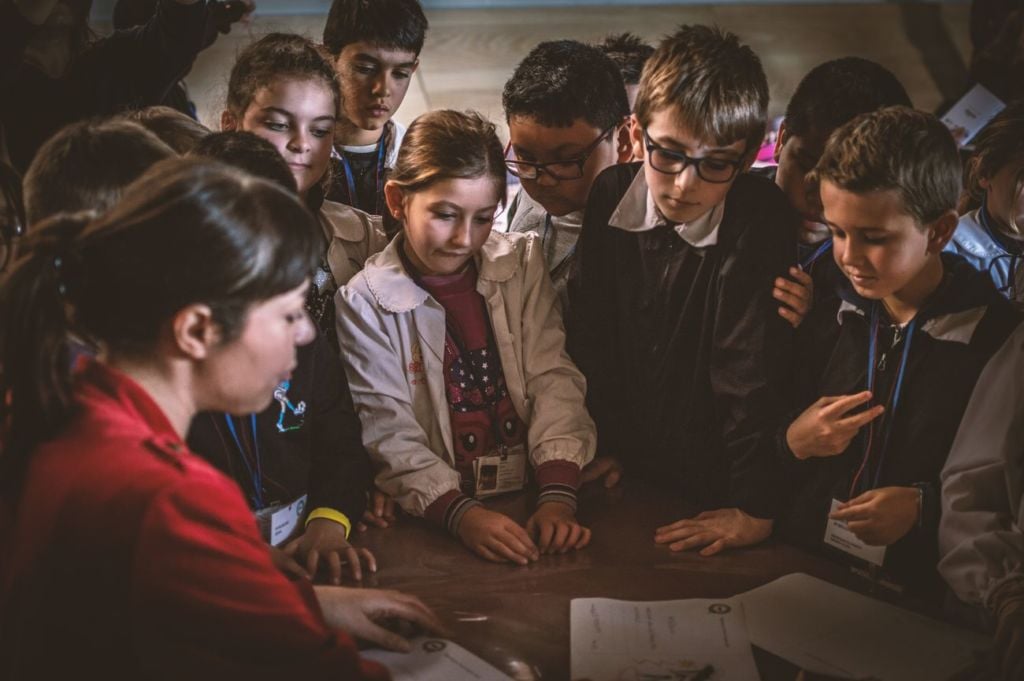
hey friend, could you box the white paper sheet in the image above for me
[570,597,760,680]
[361,637,513,680]
[941,84,1006,146]
[737,573,989,681]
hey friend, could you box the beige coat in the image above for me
[335,231,595,516]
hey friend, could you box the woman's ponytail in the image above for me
[0,212,93,493]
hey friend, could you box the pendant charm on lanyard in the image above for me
[339,124,389,216]
[850,304,917,496]
[224,414,264,509]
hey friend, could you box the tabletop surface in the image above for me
[352,479,879,680]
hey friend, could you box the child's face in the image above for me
[822,180,950,302]
[981,157,1024,237]
[387,176,501,276]
[333,42,419,137]
[507,115,625,217]
[631,109,750,224]
[774,124,829,239]
[226,78,336,197]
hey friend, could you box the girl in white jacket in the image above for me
[220,33,387,348]
[336,110,596,565]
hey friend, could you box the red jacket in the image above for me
[0,360,389,680]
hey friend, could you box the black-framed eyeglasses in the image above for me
[504,124,616,181]
[642,129,744,183]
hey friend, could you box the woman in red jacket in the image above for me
[0,157,441,679]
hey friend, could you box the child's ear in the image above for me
[172,303,219,360]
[773,122,788,164]
[615,119,633,163]
[383,182,406,222]
[629,114,645,162]
[928,209,959,253]
[220,110,238,132]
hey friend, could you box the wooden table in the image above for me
[353,480,865,680]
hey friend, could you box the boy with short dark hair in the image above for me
[322,0,428,226]
[597,32,654,111]
[502,40,632,307]
[568,25,798,553]
[778,106,1021,601]
[769,57,911,328]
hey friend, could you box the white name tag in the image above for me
[472,444,527,498]
[255,494,308,547]
[824,498,887,567]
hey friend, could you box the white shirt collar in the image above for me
[608,169,724,247]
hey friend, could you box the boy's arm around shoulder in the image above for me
[712,174,799,519]
[333,279,462,518]
[940,322,1024,608]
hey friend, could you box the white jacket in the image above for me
[939,322,1024,608]
[335,231,596,516]
[318,199,388,286]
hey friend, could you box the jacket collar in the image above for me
[836,252,1002,342]
[607,168,724,247]
[362,231,520,313]
[75,359,181,443]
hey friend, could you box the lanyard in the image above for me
[850,304,917,496]
[224,414,264,509]
[800,238,833,271]
[338,123,389,216]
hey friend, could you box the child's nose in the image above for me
[451,220,473,248]
[674,163,701,192]
[294,312,316,346]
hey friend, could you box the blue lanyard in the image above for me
[800,238,832,271]
[224,414,264,509]
[338,124,389,216]
[853,304,917,495]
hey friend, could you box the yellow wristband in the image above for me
[305,507,352,539]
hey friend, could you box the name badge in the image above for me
[472,444,527,498]
[823,498,886,566]
[255,494,308,547]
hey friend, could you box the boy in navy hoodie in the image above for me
[778,106,1021,602]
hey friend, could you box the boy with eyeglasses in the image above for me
[502,40,632,309]
[568,25,799,551]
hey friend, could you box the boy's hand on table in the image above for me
[357,488,397,532]
[774,266,814,328]
[829,486,919,546]
[268,545,312,581]
[526,501,592,554]
[315,586,448,653]
[457,506,539,565]
[655,508,772,556]
[283,517,377,584]
[581,456,623,488]
[786,391,885,460]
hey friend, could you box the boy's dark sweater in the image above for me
[779,253,1022,600]
[0,0,209,171]
[187,333,371,523]
[567,163,798,518]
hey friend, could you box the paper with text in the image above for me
[738,573,989,680]
[941,84,1005,145]
[570,597,760,680]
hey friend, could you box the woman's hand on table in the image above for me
[315,586,447,652]
[526,501,592,554]
[457,506,539,565]
[655,508,773,556]
[283,517,378,584]
[357,488,397,532]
